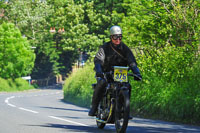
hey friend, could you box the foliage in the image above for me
[0,22,35,79]
[0,77,34,92]
[120,0,200,48]
[131,54,200,124]
[1,0,199,79]
[138,45,196,82]
[4,0,58,79]
[2,0,105,79]
[1,0,200,124]
[31,33,60,79]
[6,0,53,44]
[63,53,200,124]
[63,62,96,107]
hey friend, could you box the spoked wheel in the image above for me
[96,104,106,129]
[115,90,130,133]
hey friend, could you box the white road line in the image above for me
[7,103,16,107]
[5,96,15,103]
[48,116,88,127]
[5,96,16,107]
[5,96,38,114]
[18,107,39,114]
[4,91,89,128]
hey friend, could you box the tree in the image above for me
[49,0,103,75]
[0,1,8,24]
[82,0,125,39]
[120,0,200,48]
[7,0,53,45]
[6,0,59,79]
[0,22,35,79]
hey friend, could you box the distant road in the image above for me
[0,88,200,133]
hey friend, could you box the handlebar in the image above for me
[103,71,142,81]
[128,73,142,80]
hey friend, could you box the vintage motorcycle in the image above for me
[92,66,136,133]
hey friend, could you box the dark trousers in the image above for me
[91,77,106,109]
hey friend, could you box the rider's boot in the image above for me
[88,100,98,116]
[88,78,106,116]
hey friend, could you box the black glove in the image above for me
[95,63,104,78]
[131,66,142,81]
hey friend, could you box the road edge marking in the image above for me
[18,107,39,114]
[48,116,88,127]
[5,96,16,107]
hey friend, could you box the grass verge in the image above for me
[63,63,96,108]
[0,78,34,92]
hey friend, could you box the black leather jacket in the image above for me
[94,41,138,73]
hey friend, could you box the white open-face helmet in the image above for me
[110,25,122,35]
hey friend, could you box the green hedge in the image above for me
[0,78,34,92]
[131,46,200,124]
[63,63,96,108]
[63,49,200,124]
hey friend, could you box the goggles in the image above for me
[112,35,122,40]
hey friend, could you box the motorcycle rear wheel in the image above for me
[115,90,130,133]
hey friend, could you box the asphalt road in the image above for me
[0,88,200,133]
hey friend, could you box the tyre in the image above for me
[96,118,106,129]
[96,102,106,129]
[115,90,130,133]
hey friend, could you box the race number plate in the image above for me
[114,66,128,82]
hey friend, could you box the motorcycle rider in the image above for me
[88,25,142,116]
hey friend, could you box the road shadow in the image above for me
[38,106,88,113]
[128,118,200,133]
[26,122,200,133]
[27,123,116,133]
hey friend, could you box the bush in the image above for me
[131,46,200,124]
[63,63,96,107]
[0,78,34,92]
[62,46,200,124]
[0,22,35,79]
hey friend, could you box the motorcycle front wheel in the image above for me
[115,90,130,133]
[96,104,106,129]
